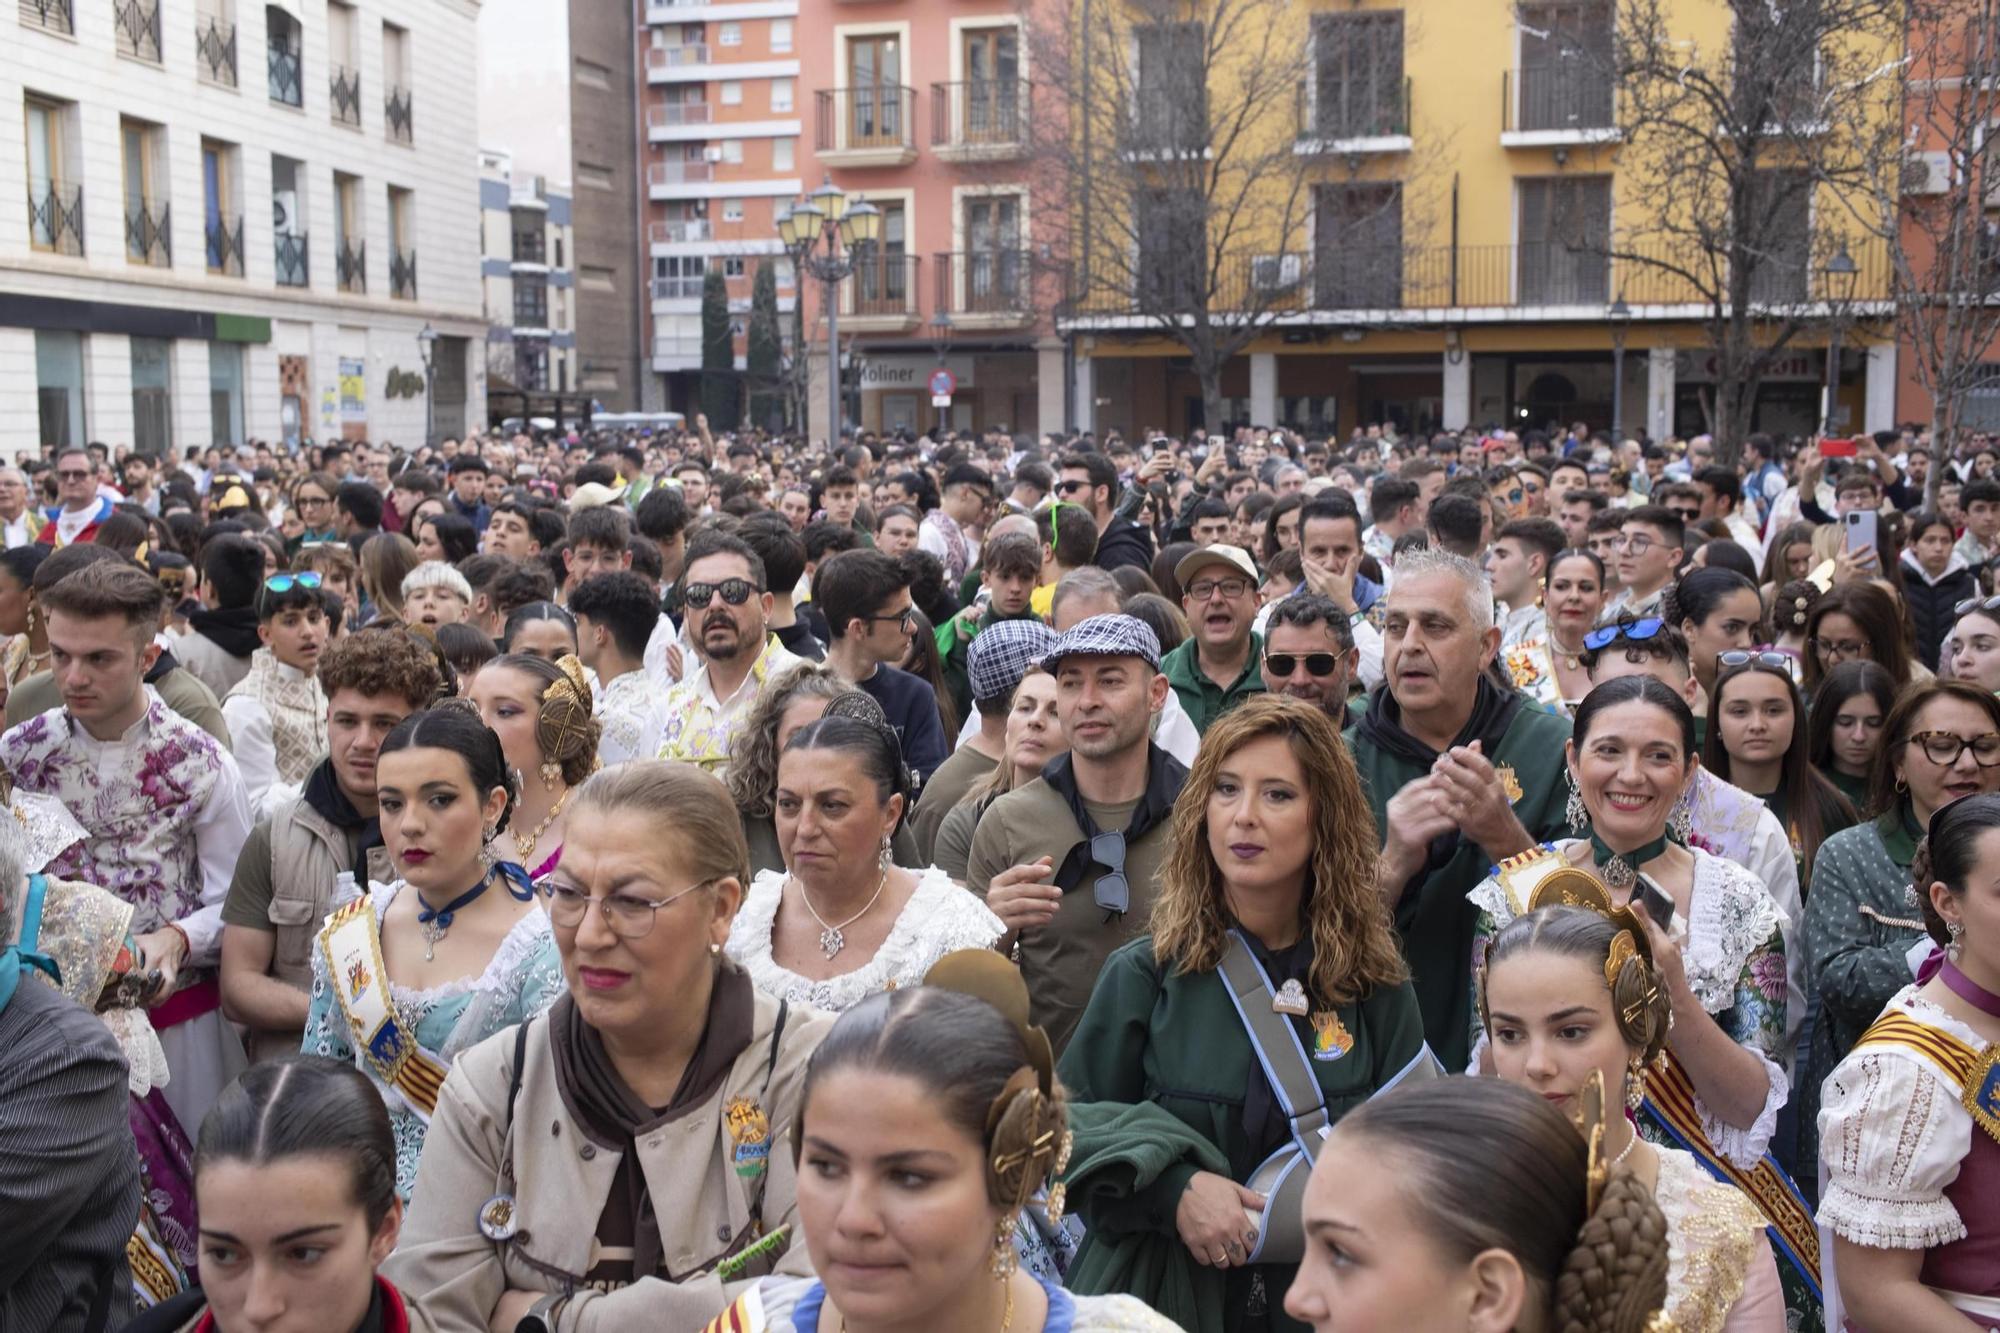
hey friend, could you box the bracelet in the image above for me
[164,923,191,963]
[1349,610,1368,627]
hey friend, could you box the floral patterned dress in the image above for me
[302,881,566,1198]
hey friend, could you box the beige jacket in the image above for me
[384,988,831,1332]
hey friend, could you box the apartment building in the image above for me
[797,0,1065,440]
[640,0,801,411]
[479,148,576,410]
[1063,0,1901,442]
[2,0,485,461]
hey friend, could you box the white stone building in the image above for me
[0,0,486,464]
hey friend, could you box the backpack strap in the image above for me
[1216,929,1330,1159]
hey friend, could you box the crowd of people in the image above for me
[2,413,1999,1333]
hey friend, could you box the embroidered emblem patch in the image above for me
[1311,1012,1353,1062]
[727,1097,772,1179]
[1496,764,1524,804]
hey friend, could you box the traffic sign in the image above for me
[932,394,952,407]
[928,368,957,397]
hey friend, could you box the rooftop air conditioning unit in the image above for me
[1904,150,1953,196]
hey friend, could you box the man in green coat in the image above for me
[1347,549,1574,1067]
[1161,544,1265,733]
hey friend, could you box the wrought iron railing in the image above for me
[125,198,171,266]
[113,0,161,62]
[331,65,362,127]
[930,80,1028,150]
[268,43,302,106]
[816,86,916,153]
[847,252,919,317]
[1503,66,1615,133]
[195,14,237,85]
[21,0,74,35]
[390,248,416,300]
[1296,76,1411,144]
[26,183,83,257]
[206,213,244,275]
[275,231,308,287]
[385,85,413,143]
[337,238,365,293]
[935,251,1031,315]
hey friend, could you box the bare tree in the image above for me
[1891,0,2000,502]
[1576,0,1903,460]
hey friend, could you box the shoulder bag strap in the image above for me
[1216,929,1330,1159]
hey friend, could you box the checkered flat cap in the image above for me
[1039,613,1162,671]
[967,618,1059,702]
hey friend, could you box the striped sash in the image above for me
[1641,1049,1822,1298]
[317,896,449,1119]
[1853,1011,2000,1147]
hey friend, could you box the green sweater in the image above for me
[1060,936,1431,1333]
[1161,632,1265,735]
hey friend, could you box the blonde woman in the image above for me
[932,667,1061,881]
[358,532,420,628]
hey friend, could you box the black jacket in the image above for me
[1902,553,1977,671]
[1093,517,1155,574]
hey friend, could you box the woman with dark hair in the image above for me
[1480,905,1785,1330]
[894,605,959,741]
[1121,591,1190,656]
[127,1056,408,1333]
[301,705,562,1197]
[283,472,342,557]
[1261,493,1305,567]
[1544,547,1607,707]
[1767,579,1819,670]
[499,600,577,661]
[358,533,420,628]
[1468,676,1816,1323]
[710,951,1179,1331]
[1900,510,1975,670]
[1672,566,1765,705]
[1799,680,2000,1198]
[1287,1076,1671,1333]
[0,542,51,698]
[1804,581,1922,694]
[1705,655,1858,886]
[1060,695,1434,1329]
[92,509,153,563]
[1808,660,1897,811]
[1152,541,1197,606]
[728,714,1000,1011]
[383,763,831,1329]
[413,512,478,568]
[467,653,599,880]
[1819,792,2000,1330]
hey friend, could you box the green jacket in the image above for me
[1345,703,1574,1068]
[1161,632,1265,735]
[935,605,1046,726]
[1059,936,1431,1333]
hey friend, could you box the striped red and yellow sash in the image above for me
[1855,1010,2000,1147]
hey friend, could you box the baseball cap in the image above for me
[967,619,1058,702]
[1174,543,1257,588]
[568,482,624,511]
[1039,613,1162,672]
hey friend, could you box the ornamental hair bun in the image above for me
[1552,1165,1670,1333]
[536,653,602,785]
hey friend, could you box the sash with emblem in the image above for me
[317,895,450,1120]
[1855,1010,2000,1146]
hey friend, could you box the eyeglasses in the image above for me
[1186,576,1252,602]
[263,572,323,594]
[295,493,331,507]
[1813,636,1868,661]
[545,879,709,939]
[865,607,919,631]
[1089,831,1128,916]
[1717,650,1793,672]
[684,578,760,607]
[1908,730,2000,768]
[1056,479,1090,496]
[55,469,91,482]
[1955,595,2000,617]
[1612,534,1660,553]
[1582,617,1664,652]
[1669,506,1701,523]
[1265,652,1341,677]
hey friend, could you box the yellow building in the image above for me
[1060,0,1900,444]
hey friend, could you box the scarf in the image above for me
[549,960,756,1281]
[1875,799,1922,869]
[302,758,383,858]
[1356,675,1525,885]
[188,605,263,658]
[1041,744,1189,895]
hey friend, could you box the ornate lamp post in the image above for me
[416,322,438,446]
[777,177,880,444]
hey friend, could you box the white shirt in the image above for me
[219,658,317,821]
[2,513,31,548]
[595,668,665,767]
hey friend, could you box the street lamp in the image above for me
[415,322,438,447]
[929,310,953,439]
[777,177,881,443]
[1607,296,1630,439]
[1822,246,1859,435]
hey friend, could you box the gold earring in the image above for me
[990,1215,1018,1279]
[540,759,563,788]
[1625,1057,1647,1114]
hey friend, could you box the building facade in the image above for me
[3,0,486,462]
[478,147,576,413]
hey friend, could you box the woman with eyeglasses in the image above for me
[383,762,831,1330]
[1901,511,1976,672]
[1798,680,2000,1197]
[1544,548,1608,708]
[467,653,599,881]
[1672,567,1765,714]
[1060,696,1434,1330]
[1946,595,2000,694]
[729,713,1001,1013]
[1809,660,1898,812]
[1705,654,1858,893]
[1803,581,1924,695]
[283,472,342,557]
[301,705,563,1199]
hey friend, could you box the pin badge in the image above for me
[1271,978,1310,1016]
[478,1194,519,1242]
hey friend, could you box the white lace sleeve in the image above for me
[1816,1046,1971,1249]
[1700,1042,1790,1171]
[1467,874,1515,929]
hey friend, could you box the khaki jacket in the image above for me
[384,987,831,1332]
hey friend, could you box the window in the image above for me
[389,186,416,299]
[195,0,239,86]
[21,0,74,37]
[202,139,243,275]
[1313,183,1401,307]
[1746,170,1811,304]
[1516,1,1613,132]
[962,195,1024,309]
[114,0,162,63]
[209,343,244,445]
[1134,23,1205,153]
[24,96,82,256]
[1310,12,1405,140]
[1517,175,1611,303]
[846,35,904,146]
[770,18,792,52]
[1137,188,1205,309]
[334,171,364,293]
[383,22,413,143]
[514,276,548,327]
[772,137,794,171]
[721,80,742,106]
[960,29,1021,143]
[718,20,740,46]
[329,1,362,127]
[130,337,173,456]
[855,199,907,309]
[122,117,170,267]
[723,199,745,222]
[35,331,86,449]
[272,153,306,286]
[722,139,743,163]
[267,5,302,106]
[724,256,746,278]
[653,254,705,299]
[771,77,793,113]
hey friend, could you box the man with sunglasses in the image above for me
[657,532,801,773]
[1261,594,1359,721]
[967,613,1185,1052]
[37,445,116,549]
[1057,452,1153,574]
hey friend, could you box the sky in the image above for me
[477,0,573,187]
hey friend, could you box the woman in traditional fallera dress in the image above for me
[466,652,599,882]
[1818,791,2000,1331]
[302,705,561,1199]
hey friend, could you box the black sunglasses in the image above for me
[1265,652,1341,677]
[1090,830,1128,917]
[684,578,760,607]
[1582,616,1664,652]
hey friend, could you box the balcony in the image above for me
[651,275,705,300]
[1502,67,1617,145]
[1122,89,1207,159]
[512,232,547,265]
[931,80,1028,162]
[206,213,244,275]
[20,0,73,35]
[647,102,713,134]
[934,251,1032,326]
[513,289,549,328]
[124,199,170,267]
[649,219,712,244]
[113,0,160,62]
[269,43,302,106]
[841,252,921,330]
[390,248,416,300]
[26,183,84,257]
[647,160,715,198]
[385,85,413,144]
[1294,77,1412,156]
[646,44,709,73]
[816,86,917,168]
[336,238,365,293]
[331,65,362,127]
[274,231,308,287]
[195,14,237,85]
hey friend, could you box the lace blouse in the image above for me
[726,1274,1181,1332]
[727,865,1003,1012]
[1653,1146,1788,1333]
[302,881,566,1198]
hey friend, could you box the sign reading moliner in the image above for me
[858,355,976,390]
